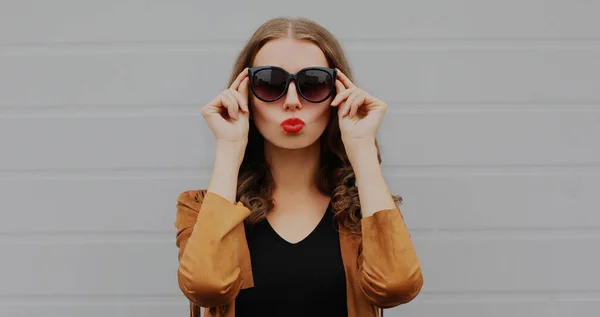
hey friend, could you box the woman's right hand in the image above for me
[201,68,250,145]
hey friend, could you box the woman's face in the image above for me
[250,38,333,150]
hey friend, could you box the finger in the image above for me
[237,77,250,112]
[341,90,358,117]
[331,80,347,106]
[341,89,359,117]
[204,94,220,112]
[331,84,354,107]
[363,90,379,105]
[226,92,241,119]
[226,89,248,115]
[348,91,366,117]
[228,89,248,112]
[202,93,227,118]
[343,89,362,117]
[339,100,350,118]
[229,67,249,91]
[335,68,355,89]
[201,103,213,118]
[220,93,239,119]
[228,88,247,113]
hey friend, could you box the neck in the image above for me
[264,139,321,196]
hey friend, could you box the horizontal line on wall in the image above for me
[410,227,600,240]
[1,290,600,305]
[344,38,600,51]
[416,290,600,303]
[1,103,599,117]
[386,106,600,114]
[3,227,600,243]
[380,164,600,176]
[0,167,213,180]
[0,293,184,305]
[0,231,174,244]
[0,168,210,180]
[1,165,599,180]
[2,38,600,54]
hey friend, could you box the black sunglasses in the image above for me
[248,66,337,103]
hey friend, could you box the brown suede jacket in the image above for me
[174,190,423,317]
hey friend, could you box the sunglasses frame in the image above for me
[248,66,337,103]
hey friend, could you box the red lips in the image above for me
[280,117,305,133]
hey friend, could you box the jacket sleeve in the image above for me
[174,189,253,307]
[358,206,423,308]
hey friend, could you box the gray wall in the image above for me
[1,1,599,316]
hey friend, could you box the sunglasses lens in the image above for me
[252,68,287,101]
[297,69,333,102]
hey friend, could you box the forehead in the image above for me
[252,38,329,73]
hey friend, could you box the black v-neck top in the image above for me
[234,204,348,317]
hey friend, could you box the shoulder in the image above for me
[177,189,208,211]
[174,189,207,232]
[177,189,207,202]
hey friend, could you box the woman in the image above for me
[174,17,423,317]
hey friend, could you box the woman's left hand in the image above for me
[331,68,387,146]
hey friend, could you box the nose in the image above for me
[283,81,302,111]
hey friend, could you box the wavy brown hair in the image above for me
[226,17,401,235]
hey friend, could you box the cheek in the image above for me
[250,101,277,124]
[313,105,332,126]
[311,101,333,125]
[250,103,282,135]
